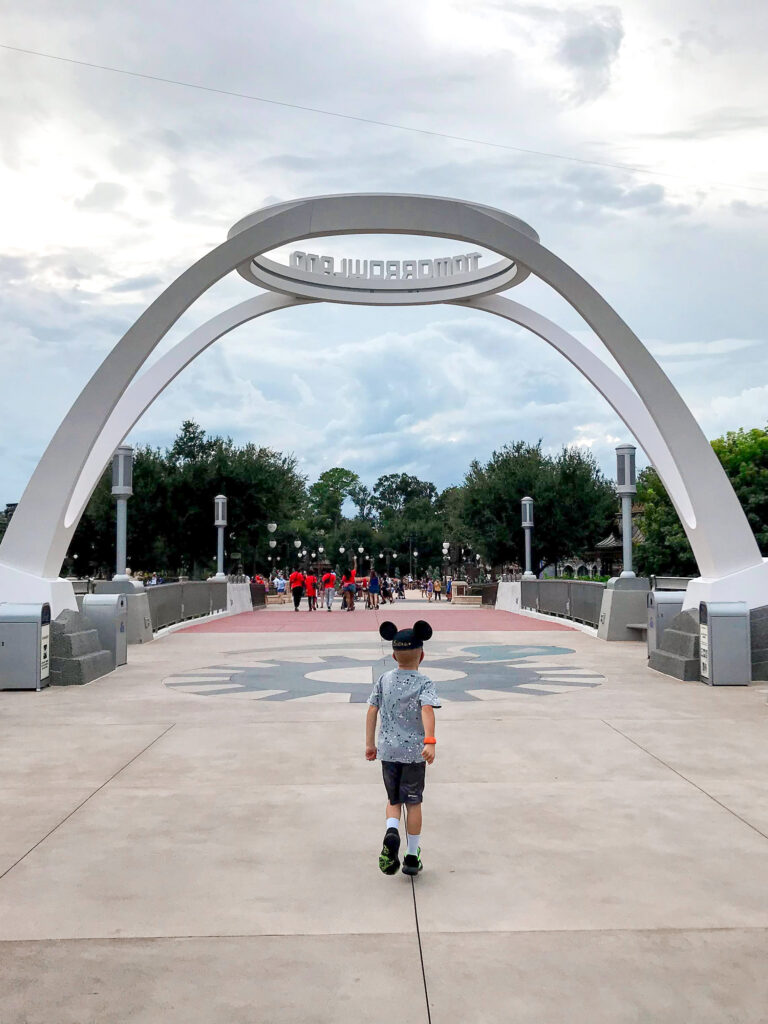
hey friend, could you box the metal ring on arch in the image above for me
[230,196,537,305]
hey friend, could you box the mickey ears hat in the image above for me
[379,619,433,650]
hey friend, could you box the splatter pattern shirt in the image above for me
[368,668,441,763]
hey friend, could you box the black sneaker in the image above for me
[378,827,401,875]
[401,848,423,876]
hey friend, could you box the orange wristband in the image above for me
[423,737,437,744]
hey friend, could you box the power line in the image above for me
[2,41,766,195]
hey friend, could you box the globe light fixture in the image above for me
[294,539,301,549]
[358,545,364,554]
[339,546,345,554]
[267,522,277,533]
[318,545,324,554]
[269,539,276,549]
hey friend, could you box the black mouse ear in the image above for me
[379,621,398,641]
[413,620,433,642]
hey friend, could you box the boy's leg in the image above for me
[404,804,422,835]
[401,765,426,874]
[379,765,404,874]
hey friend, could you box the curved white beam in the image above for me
[65,292,306,530]
[465,294,696,530]
[68,290,691,557]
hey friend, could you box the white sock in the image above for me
[386,817,400,831]
[407,833,420,856]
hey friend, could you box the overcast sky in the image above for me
[1,0,766,504]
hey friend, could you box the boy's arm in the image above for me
[421,705,436,764]
[365,705,378,760]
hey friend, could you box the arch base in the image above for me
[683,559,768,613]
[0,562,77,618]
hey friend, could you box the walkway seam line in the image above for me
[0,723,176,883]
[410,877,433,1024]
[602,720,768,843]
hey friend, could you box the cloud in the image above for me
[556,6,624,101]
[0,0,767,509]
[74,181,128,210]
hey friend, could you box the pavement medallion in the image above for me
[164,642,604,701]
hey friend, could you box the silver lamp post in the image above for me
[111,445,133,581]
[616,444,637,578]
[521,496,535,578]
[213,494,228,580]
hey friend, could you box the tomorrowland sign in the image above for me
[288,250,483,280]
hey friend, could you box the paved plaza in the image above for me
[2,595,768,1022]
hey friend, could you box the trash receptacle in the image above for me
[82,593,128,669]
[0,603,51,690]
[699,601,751,686]
[647,590,686,656]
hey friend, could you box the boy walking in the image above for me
[365,620,440,876]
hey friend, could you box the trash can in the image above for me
[699,601,751,686]
[82,593,128,669]
[647,590,686,656]
[0,602,52,690]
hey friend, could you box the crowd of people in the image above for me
[267,567,450,612]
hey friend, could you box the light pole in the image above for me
[616,444,637,578]
[521,496,535,578]
[213,494,228,580]
[112,445,133,581]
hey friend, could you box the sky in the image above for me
[1,0,767,505]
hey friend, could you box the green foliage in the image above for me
[460,441,615,570]
[62,417,768,583]
[635,425,768,575]
[308,468,360,531]
[711,427,768,550]
[634,467,696,576]
[68,421,306,577]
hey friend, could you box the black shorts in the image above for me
[381,760,426,805]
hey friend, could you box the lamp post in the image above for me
[213,494,228,580]
[616,443,637,578]
[112,445,133,581]
[521,496,535,578]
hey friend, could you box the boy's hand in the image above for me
[421,744,435,765]
[365,745,377,761]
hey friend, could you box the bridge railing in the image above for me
[518,579,606,627]
[145,581,229,631]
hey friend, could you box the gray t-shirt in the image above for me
[368,668,441,763]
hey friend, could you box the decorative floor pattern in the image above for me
[164,643,604,701]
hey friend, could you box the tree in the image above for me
[67,422,307,577]
[459,441,614,571]
[634,425,768,576]
[634,467,696,576]
[308,468,360,531]
[711,427,768,550]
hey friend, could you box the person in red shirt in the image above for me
[288,568,305,612]
[322,569,337,611]
[304,571,318,611]
[341,567,357,611]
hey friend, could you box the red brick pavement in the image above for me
[179,606,573,634]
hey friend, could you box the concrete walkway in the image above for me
[2,598,768,1022]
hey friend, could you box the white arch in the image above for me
[62,292,691,548]
[1,193,764,616]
